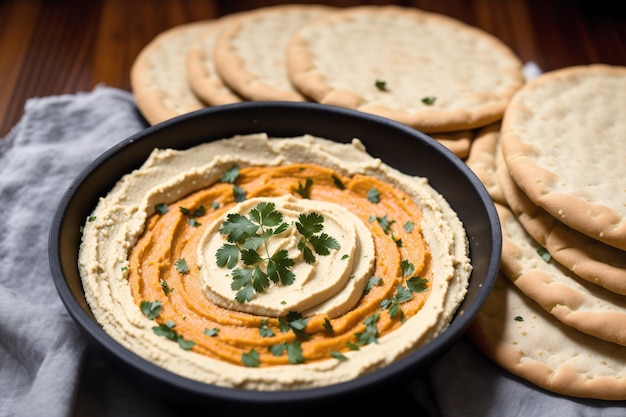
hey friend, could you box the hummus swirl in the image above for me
[199,195,376,318]
[78,134,471,390]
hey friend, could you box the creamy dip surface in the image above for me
[78,134,471,390]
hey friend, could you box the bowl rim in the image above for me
[48,101,501,405]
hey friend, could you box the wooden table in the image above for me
[1,0,625,137]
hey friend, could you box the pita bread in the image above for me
[468,273,626,401]
[497,151,626,295]
[500,64,626,250]
[465,122,507,204]
[286,5,525,133]
[496,203,626,347]
[213,4,333,101]
[131,21,210,124]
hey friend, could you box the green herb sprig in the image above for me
[216,201,340,303]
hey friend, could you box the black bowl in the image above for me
[49,101,500,411]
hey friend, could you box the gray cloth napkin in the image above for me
[1,86,624,417]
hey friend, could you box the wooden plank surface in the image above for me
[1,0,625,137]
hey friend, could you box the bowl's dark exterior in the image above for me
[49,101,501,412]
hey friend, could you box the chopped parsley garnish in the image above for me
[537,247,551,262]
[259,318,275,337]
[375,79,388,91]
[152,320,195,351]
[154,203,169,214]
[269,340,305,364]
[370,214,395,234]
[140,300,162,320]
[279,311,310,341]
[404,221,414,233]
[514,316,524,322]
[160,279,173,295]
[174,258,190,275]
[221,165,239,183]
[380,285,413,322]
[179,204,205,227]
[204,328,219,337]
[295,177,313,199]
[331,351,348,361]
[221,166,246,202]
[88,216,97,222]
[400,260,415,277]
[323,317,334,333]
[331,175,345,190]
[367,188,381,203]
[354,313,380,346]
[407,276,429,293]
[364,276,383,295]
[232,185,246,202]
[242,349,260,367]
[421,96,436,105]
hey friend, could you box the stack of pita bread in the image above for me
[130,4,526,159]
[466,64,626,401]
[129,4,626,400]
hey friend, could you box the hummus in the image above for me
[78,133,472,390]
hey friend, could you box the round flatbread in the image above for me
[213,4,333,101]
[429,130,474,160]
[186,15,243,106]
[465,122,507,204]
[497,150,626,295]
[131,21,210,125]
[286,5,525,133]
[496,203,626,347]
[500,64,626,250]
[468,273,626,401]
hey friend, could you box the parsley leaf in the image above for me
[179,204,205,227]
[421,96,436,105]
[407,276,429,293]
[367,188,381,203]
[323,317,334,333]
[400,260,415,277]
[279,311,310,341]
[404,221,414,233]
[295,177,313,199]
[215,244,240,269]
[233,185,246,202]
[331,350,348,361]
[364,276,383,295]
[242,349,260,367]
[221,165,239,183]
[537,247,551,262]
[174,258,190,275]
[140,300,162,320]
[331,175,345,190]
[259,318,275,337]
[375,79,388,91]
[204,328,219,337]
[154,203,169,214]
[373,214,395,234]
[160,279,173,295]
[354,314,379,346]
[177,337,195,350]
[296,212,340,264]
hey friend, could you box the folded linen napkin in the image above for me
[1,85,624,417]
